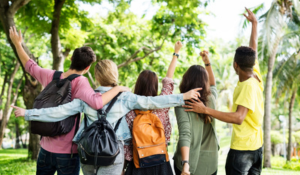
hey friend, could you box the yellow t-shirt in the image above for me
[230,60,264,150]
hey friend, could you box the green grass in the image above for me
[1,146,300,175]
[0,149,36,175]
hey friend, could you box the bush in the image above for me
[271,131,284,144]
[283,159,300,171]
[293,131,300,144]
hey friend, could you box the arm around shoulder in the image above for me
[24,99,85,122]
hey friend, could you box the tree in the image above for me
[0,61,22,147]
[273,49,300,161]
[257,0,297,167]
[0,0,210,159]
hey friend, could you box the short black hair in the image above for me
[234,46,256,72]
[70,46,96,71]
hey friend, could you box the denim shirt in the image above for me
[25,86,185,143]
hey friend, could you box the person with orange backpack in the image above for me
[123,41,183,175]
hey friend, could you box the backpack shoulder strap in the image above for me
[113,117,123,132]
[66,74,81,81]
[104,92,122,114]
[53,71,63,80]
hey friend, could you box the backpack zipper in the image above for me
[137,143,164,149]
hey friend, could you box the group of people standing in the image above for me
[10,7,263,175]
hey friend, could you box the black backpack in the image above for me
[30,71,80,137]
[77,92,122,174]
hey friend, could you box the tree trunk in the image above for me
[263,41,279,168]
[24,77,42,160]
[0,72,8,122]
[287,89,297,161]
[0,0,42,160]
[51,0,66,71]
[0,62,20,147]
[15,120,21,149]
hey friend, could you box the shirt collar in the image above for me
[95,86,113,92]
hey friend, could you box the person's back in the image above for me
[9,27,126,175]
[230,60,264,150]
[17,58,201,175]
[181,9,264,175]
[174,92,218,175]
[173,51,219,175]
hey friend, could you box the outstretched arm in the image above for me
[183,99,249,125]
[200,50,215,86]
[166,41,182,78]
[9,27,30,67]
[244,7,258,53]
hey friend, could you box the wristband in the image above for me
[205,63,211,66]
[181,160,189,166]
[173,53,179,58]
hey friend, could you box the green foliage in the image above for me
[271,131,284,144]
[293,131,300,144]
[271,156,300,171]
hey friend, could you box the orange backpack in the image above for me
[132,110,169,168]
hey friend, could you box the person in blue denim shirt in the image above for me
[13,54,201,175]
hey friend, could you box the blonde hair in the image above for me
[94,59,119,87]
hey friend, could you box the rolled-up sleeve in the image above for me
[72,77,103,110]
[25,59,55,87]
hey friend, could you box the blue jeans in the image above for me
[36,147,80,175]
[225,147,262,175]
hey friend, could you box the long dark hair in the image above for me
[179,65,212,123]
[134,70,158,97]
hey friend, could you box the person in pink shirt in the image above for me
[9,26,129,175]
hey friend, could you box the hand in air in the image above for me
[183,98,206,114]
[181,163,190,175]
[9,26,23,46]
[244,7,257,24]
[183,88,202,100]
[174,41,183,53]
[200,50,210,64]
[11,105,26,117]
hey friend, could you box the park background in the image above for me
[0,0,300,174]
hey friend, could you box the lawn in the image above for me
[0,146,299,175]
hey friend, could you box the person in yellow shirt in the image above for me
[183,8,264,175]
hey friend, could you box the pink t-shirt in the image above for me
[25,59,103,154]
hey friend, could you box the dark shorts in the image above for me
[225,147,263,175]
[36,147,80,175]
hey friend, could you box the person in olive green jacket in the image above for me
[173,50,219,175]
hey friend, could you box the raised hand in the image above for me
[9,26,23,46]
[200,50,210,64]
[11,105,26,117]
[174,41,183,53]
[183,88,202,100]
[243,7,257,24]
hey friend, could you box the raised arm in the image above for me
[200,50,215,86]
[9,27,30,67]
[166,41,182,78]
[244,8,258,52]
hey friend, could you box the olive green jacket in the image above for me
[173,86,219,175]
